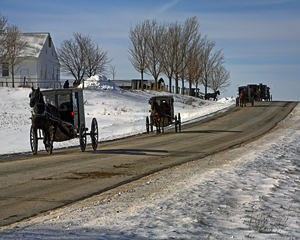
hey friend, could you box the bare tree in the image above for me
[185,38,206,96]
[109,64,117,89]
[161,17,202,94]
[0,13,8,62]
[128,21,150,90]
[57,33,88,83]
[200,40,224,95]
[85,44,111,78]
[209,64,231,92]
[57,32,111,84]
[145,19,166,90]
[5,24,27,87]
[179,17,201,95]
[160,21,181,93]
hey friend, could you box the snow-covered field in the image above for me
[0,76,299,239]
[0,75,235,155]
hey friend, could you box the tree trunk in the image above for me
[175,75,179,94]
[141,70,144,91]
[12,65,15,88]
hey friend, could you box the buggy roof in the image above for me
[41,88,83,96]
[150,95,173,100]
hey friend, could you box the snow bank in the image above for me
[0,85,235,155]
[78,74,121,91]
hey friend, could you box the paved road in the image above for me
[0,101,298,226]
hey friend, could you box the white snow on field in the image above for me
[0,75,235,155]
[0,75,299,239]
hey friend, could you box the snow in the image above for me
[0,76,299,239]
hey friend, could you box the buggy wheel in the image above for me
[30,125,38,155]
[175,115,178,133]
[79,123,86,152]
[178,113,181,132]
[90,118,98,151]
[146,116,150,134]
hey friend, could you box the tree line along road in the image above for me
[0,101,298,227]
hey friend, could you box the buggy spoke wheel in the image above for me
[30,125,38,155]
[146,116,150,134]
[90,118,98,151]
[80,123,87,152]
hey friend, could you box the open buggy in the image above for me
[29,87,98,154]
[146,95,181,133]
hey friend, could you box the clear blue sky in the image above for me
[1,0,299,101]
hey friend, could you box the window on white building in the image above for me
[2,63,9,77]
[45,64,47,79]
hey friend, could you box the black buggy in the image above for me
[146,95,181,133]
[236,83,272,107]
[29,88,98,154]
[236,86,254,107]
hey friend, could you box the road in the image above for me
[0,101,298,227]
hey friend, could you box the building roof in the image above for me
[21,33,50,58]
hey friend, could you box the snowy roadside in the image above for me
[0,96,299,238]
[0,82,235,155]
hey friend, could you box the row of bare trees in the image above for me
[128,17,230,95]
[57,33,112,85]
[0,13,27,87]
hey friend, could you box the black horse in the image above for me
[150,99,168,133]
[205,90,220,101]
[29,87,60,154]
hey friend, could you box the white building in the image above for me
[0,33,60,88]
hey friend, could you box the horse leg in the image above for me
[161,117,164,134]
[157,119,161,133]
[43,130,49,147]
[50,123,58,153]
[155,119,159,134]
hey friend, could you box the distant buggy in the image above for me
[146,95,181,133]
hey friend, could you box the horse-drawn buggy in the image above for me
[236,83,272,107]
[146,95,181,133]
[257,83,272,101]
[29,87,98,154]
[236,86,254,107]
